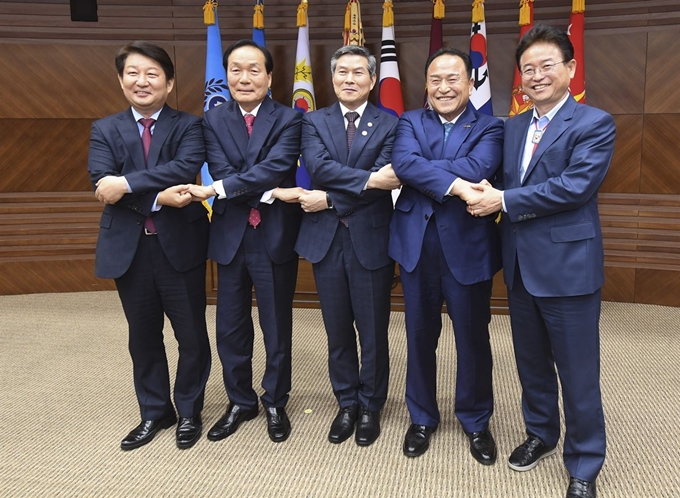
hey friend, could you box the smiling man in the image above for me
[188,39,302,444]
[295,45,399,447]
[88,41,211,451]
[388,47,503,462]
[466,25,616,498]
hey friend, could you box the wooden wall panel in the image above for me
[602,266,636,303]
[640,114,680,194]
[645,30,680,113]
[0,119,92,192]
[585,32,647,115]
[636,269,680,307]
[601,115,642,194]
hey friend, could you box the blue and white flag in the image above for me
[201,1,229,210]
[469,0,493,116]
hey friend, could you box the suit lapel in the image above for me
[221,100,249,165]
[508,112,532,188]
[444,104,475,159]
[146,105,177,168]
[422,110,445,160]
[115,109,146,171]
[247,97,276,164]
[325,102,349,164]
[523,97,576,184]
[348,102,379,166]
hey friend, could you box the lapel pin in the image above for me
[463,124,471,128]
[367,122,373,127]
[362,130,368,136]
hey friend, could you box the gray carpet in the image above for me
[1,292,679,497]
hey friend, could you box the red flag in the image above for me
[424,0,445,108]
[568,0,586,103]
[508,0,534,117]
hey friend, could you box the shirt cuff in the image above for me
[260,189,275,204]
[213,180,226,199]
[447,178,459,196]
[501,191,507,213]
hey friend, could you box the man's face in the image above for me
[426,54,473,121]
[519,41,575,115]
[118,53,173,116]
[332,54,376,110]
[226,45,272,112]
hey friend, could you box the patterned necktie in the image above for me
[139,118,156,163]
[346,111,359,149]
[139,118,157,234]
[443,121,454,142]
[244,113,261,228]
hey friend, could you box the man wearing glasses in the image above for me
[467,24,616,498]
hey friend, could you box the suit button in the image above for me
[136,220,142,225]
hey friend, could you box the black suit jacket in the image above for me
[88,105,209,279]
[203,97,302,265]
[295,102,398,270]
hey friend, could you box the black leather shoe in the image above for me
[176,415,202,449]
[355,407,380,446]
[265,406,291,442]
[466,429,497,465]
[566,477,596,498]
[207,403,258,442]
[328,404,359,444]
[120,414,177,451]
[403,424,436,457]
[508,435,557,471]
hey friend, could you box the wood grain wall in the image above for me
[1,0,679,308]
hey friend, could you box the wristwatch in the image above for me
[326,192,333,209]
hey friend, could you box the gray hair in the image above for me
[330,45,377,77]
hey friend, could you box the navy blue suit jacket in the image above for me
[295,102,398,270]
[389,103,503,284]
[204,97,302,265]
[499,96,616,297]
[88,105,209,279]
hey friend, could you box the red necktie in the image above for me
[244,113,261,228]
[139,118,157,234]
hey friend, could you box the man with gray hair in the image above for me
[295,45,400,446]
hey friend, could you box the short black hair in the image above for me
[115,41,175,81]
[515,24,574,69]
[223,39,274,74]
[425,48,473,79]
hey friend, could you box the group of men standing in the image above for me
[89,23,615,498]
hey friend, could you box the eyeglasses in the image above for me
[521,60,567,78]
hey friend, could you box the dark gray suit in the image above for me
[296,102,398,411]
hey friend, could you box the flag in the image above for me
[252,0,266,47]
[378,1,404,118]
[424,0,445,108]
[568,0,586,103]
[469,0,493,115]
[343,0,364,46]
[201,1,230,212]
[292,0,316,189]
[508,0,534,116]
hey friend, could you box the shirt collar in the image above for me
[131,107,163,122]
[239,102,263,118]
[438,108,465,125]
[531,92,570,124]
[339,101,368,119]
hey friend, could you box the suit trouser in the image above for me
[115,234,211,420]
[215,225,298,409]
[400,220,494,431]
[508,261,606,482]
[312,223,392,412]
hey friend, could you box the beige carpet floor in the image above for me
[1,292,679,497]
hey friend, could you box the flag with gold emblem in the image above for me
[292,0,316,189]
[343,0,364,46]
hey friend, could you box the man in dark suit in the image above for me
[467,25,615,498]
[295,45,399,446]
[188,40,302,443]
[389,48,503,462]
[88,41,211,451]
